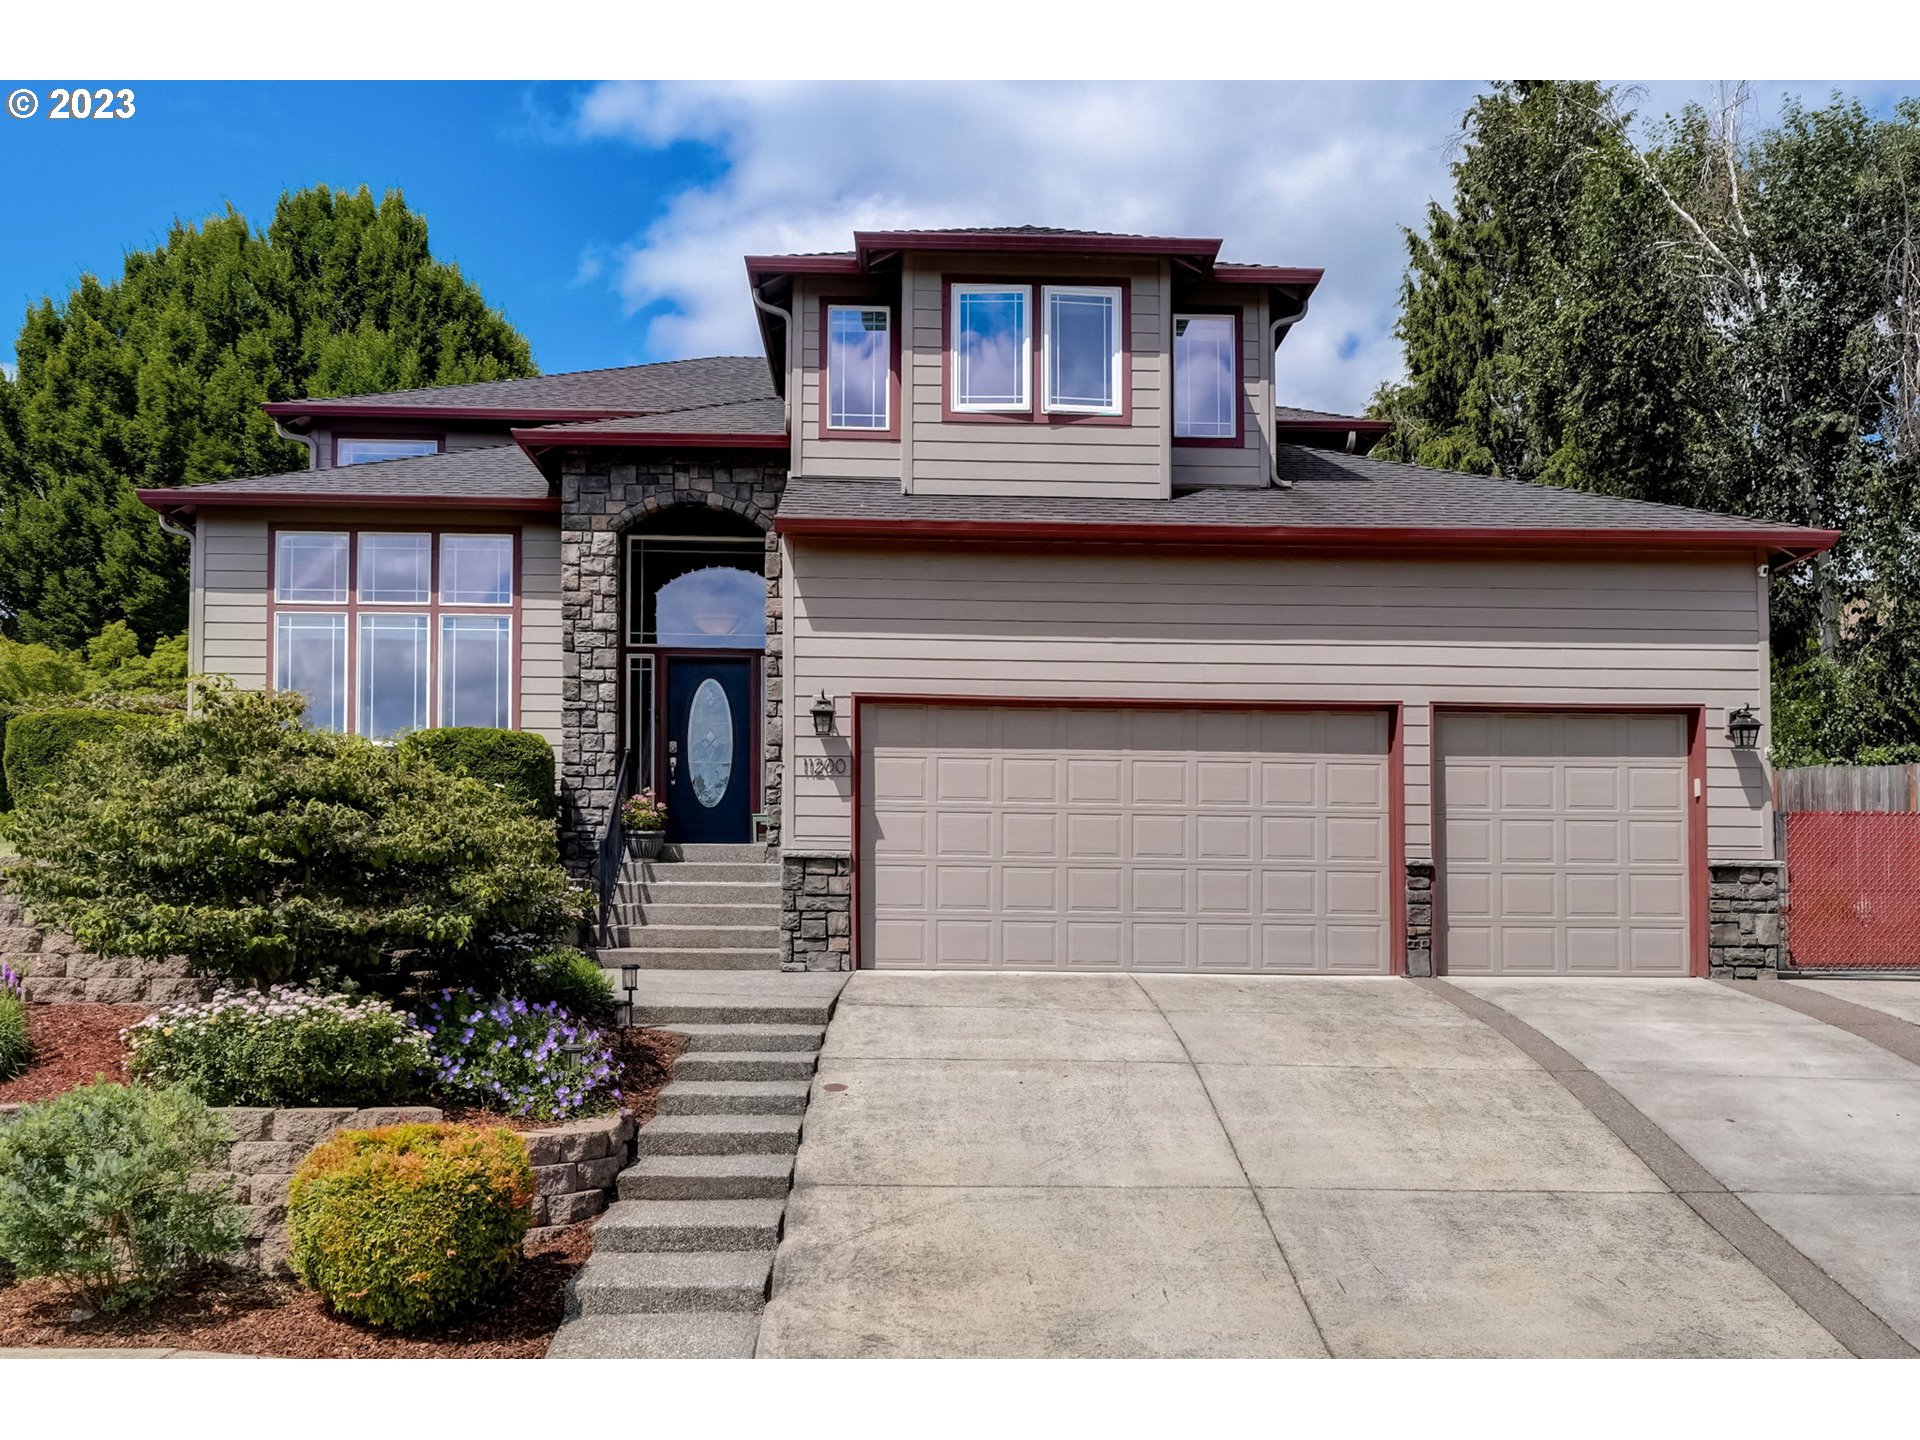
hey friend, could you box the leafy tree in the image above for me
[0,185,536,648]
[4,687,575,991]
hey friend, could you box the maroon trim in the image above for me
[138,489,558,515]
[855,230,1223,266]
[512,428,787,452]
[265,402,642,424]
[1211,264,1325,286]
[328,430,447,467]
[774,513,1841,558]
[817,297,902,442]
[1274,417,1391,435]
[938,276,1133,428]
[1171,305,1244,449]
[744,254,862,283]
[265,523,523,736]
[847,693,1404,974]
[1427,702,1711,979]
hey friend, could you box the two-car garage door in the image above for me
[860,704,1393,972]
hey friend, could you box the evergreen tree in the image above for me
[0,186,536,648]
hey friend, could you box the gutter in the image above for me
[135,489,560,515]
[750,280,796,439]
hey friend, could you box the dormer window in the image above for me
[950,283,1031,412]
[825,304,894,433]
[1042,286,1123,415]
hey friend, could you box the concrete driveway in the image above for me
[752,972,1913,1358]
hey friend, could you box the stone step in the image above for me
[615,924,781,950]
[671,1050,818,1081]
[546,1312,761,1360]
[621,880,782,906]
[619,1153,794,1201]
[664,1023,825,1053]
[632,1114,802,1156]
[632,997,831,1025]
[569,1249,775,1314]
[592,1198,786,1252]
[621,861,781,884]
[664,843,778,862]
[606,903,781,927]
[602,949,784,973]
[657,1080,811,1116]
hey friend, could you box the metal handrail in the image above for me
[596,746,635,942]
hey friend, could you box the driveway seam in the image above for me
[1714,978,1920,1068]
[1130,976,1334,1358]
[1417,978,1916,1359]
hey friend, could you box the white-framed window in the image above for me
[949,283,1031,412]
[441,614,513,729]
[275,532,350,604]
[275,611,348,733]
[335,436,441,466]
[358,612,431,740]
[1041,285,1123,415]
[1173,313,1239,439]
[357,532,431,604]
[440,534,514,605]
[826,304,892,431]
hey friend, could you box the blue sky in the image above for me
[0,80,1904,414]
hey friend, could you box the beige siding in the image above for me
[905,253,1168,499]
[784,543,1772,863]
[1171,288,1270,490]
[518,522,563,747]
[793,278,903,481]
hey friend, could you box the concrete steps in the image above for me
[607,903,781,927]
[615,924,781,950]
[615,880,781,906]
[547,970,846,1361]
[601,948,785,973]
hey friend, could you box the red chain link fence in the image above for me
[1783,810,1920,970]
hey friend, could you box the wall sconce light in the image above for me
[1726,705,1761,750]
[811,691,837,737]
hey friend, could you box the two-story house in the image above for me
[140,226,1835,979]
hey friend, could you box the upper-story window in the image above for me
[950,283,1031,412]
[825,304,893,432]
[334,436,443,466]
[1173,312,1240,442]
[1042,286,1122,415]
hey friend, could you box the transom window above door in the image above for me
[626,524,767,651]
[269,528,516,739]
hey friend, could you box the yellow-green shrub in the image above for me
[287,1122,533,1330]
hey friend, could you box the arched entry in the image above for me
[622,503,768,844]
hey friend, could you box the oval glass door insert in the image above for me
[687,677,734,810]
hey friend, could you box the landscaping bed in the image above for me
[0,1220,593,1358]
[438,1024,684,1131]
[0,1003,145,1103]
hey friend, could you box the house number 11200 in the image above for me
[801,756,848,778]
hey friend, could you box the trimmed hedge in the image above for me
[3,708,164,805]
[288,1123,534,1330]
[400,727,556,819]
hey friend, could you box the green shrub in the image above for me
[400,727,557,819]
[0,964,29,1081]
[288,1122,533,1330]
[0,702,13,813]
[125,987,430,1106]
[4,688,572,991]
[0,1081,242,1311]
[420,989,618,1120]
[2,707,164,806]
[509,947,618,1026]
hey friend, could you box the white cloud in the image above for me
[567,80,1887,415]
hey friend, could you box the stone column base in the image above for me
[1405,859,1435,977]
[782,854,851,971]
[1708,860,1783,976]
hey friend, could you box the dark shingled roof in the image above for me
[268,356,774,415]
[524,397,788,440]
[775,445,1834,551]
[153,443,549,503]
[1276,405,1388,427]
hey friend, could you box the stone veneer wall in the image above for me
[0,1104,634,1274]
[558,453,790,881]
[782,854,852,972]
[1404,860,1436,977]
[0,881,217,1006]
[1708,859,1784,976]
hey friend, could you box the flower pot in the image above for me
[625,829,665,861]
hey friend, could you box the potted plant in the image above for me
[620,789,667,860]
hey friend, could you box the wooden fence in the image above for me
[1775,764,1920,814]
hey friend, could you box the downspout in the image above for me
[272,416,317,469]
[750,281,796,452]
[1269,293,1311,489]
[154,508,202,714]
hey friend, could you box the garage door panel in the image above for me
[1438,712,1691,977]
[864,704,1391,973]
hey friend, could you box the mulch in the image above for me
[0,1004,146,1104]
[0,1221,595,1358]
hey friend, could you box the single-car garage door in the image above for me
[860,704,1392,972]
[1437,711,1693,975]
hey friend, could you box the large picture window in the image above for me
[1173,312,1240,441]
[825,304,892,432]
[950,283,1031,411]
[269,527,517,736]
[1042,285,1122,414]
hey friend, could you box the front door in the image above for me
[665,657,754,843]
